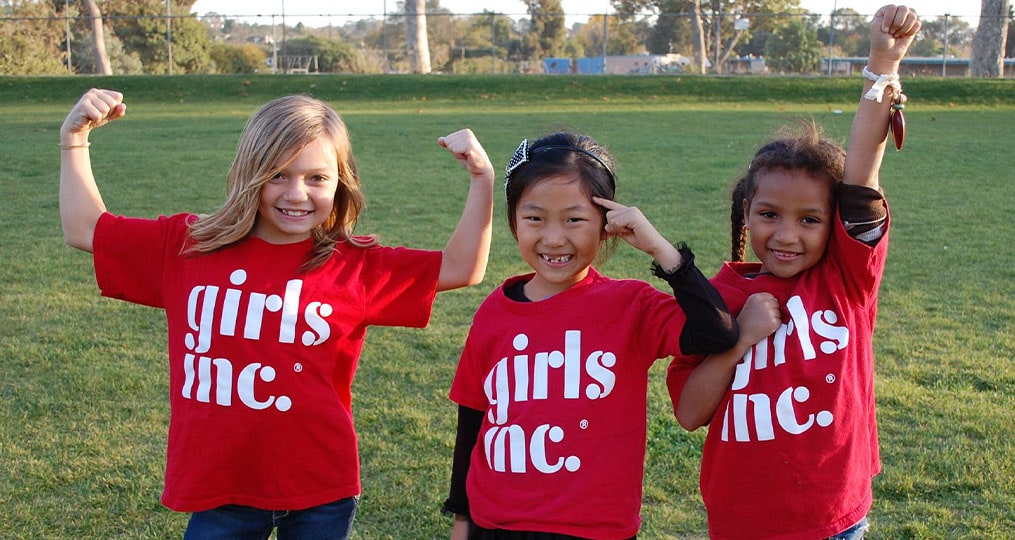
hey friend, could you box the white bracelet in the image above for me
[861,65,901,103]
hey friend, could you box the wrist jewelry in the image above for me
[60,142,91,150]
[862,65,907,150]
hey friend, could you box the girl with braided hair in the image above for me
[666,5,921,539]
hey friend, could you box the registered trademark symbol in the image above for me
[579,419,589,430]
[826,374,836,384]
[294,363,303,373]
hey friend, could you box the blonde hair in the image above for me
[187,95,375,271]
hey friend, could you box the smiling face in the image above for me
[514,175,605,300]
[253,137,339,244]
[745,167,834,278]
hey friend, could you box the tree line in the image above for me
[1,0,1011,76]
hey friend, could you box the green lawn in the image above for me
[1,75,1012,539]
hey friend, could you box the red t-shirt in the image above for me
[92,212,441,512]
[667,212,889,540]
[450,268,689,540]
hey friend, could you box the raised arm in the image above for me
[845,5,921,190]
[593,197,684,269]
[59,88,126,253]
[436,129,495,291]
[671,292,782,431]
[595,196,738,353]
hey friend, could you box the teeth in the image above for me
[280,209,311,217]
[543,254,572,264]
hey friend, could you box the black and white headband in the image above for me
[504,138,616,195]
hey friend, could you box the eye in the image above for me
[758,210,778,220]
[268,173,286,183]
[802,216,823,225]
[309,174,330,184]
[566,217,587,224]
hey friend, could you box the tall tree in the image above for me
[612,0,706,72]
[103,0,213,74]
[688,0,707,73]
[0,0,66,75]
[1007,3,1015,58]
[525,0,566,58]
[405,0,431,73]
[641,0,690,55]
[971,0,1010,77]
[612,0,799,73]
[908,15,974,58]
[82,0,112,74]
[764,16,822,73]
[818,7,868,58]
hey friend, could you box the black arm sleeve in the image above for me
[442,405,484,517]
[652,244,738,356]
[837,183,888,245]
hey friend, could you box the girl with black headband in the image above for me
[441,131,774,539]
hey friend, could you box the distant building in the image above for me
[543,54,694,75]
[823,57,1015,78]
[246,35,275,46]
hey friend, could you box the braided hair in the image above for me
[730,122,846,262]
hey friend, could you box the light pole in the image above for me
[942,13,949,77]
[827,0,837,76]
[602,0,608,74]
[714,1,721,73]
[65,0,72,74]
[281,0,287,73]
[166,0,173,75]
[382,0,388,73]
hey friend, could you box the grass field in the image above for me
[1,74,1013,539]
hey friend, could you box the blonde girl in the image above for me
[59,89,495,539]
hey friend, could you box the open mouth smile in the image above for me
[770,249,801,261]
[279,208,312,217]
[541,254,573,265]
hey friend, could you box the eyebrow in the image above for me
[752,199,830,216]
[519,202,595,212]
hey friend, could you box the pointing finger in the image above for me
[592,196,625,210]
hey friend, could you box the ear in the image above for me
[742,198,750,229]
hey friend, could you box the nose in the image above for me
[284,179,309,202]
[541,223,566,247]
[772,222,799,245]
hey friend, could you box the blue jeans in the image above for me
[184,497,358,540]
[826,517,869,540]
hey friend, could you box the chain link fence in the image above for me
[1,7,1005,77]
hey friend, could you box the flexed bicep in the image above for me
[60,89,127,253]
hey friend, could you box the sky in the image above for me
[189,0,978,28]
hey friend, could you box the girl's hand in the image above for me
[61,89,126,145]
[593,196,673,259]
[449,515,470,540]
[869,5,921,64]
[438,129,495,181]
[737,293,782,347]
